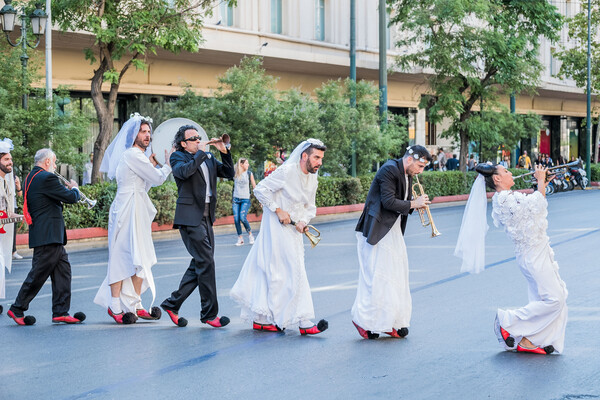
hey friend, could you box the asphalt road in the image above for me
[2,189,599,400]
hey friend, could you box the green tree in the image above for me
[0,42,89,176]
[556,1,600,162]
[52,0,235,183]
[389,0,563,171]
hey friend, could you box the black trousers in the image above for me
[10,244,72,317]
[161,216,218,322]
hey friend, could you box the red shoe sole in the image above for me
[253,322,280,332]
[516,345,551,355]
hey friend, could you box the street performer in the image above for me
[160,125,234,328]
[8,149,86,325]
[230,138,329,335]
[0,138,18,315]
[455,164,568,355]
[94,113,173,324]
[352,145,431,339]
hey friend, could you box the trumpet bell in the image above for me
[305,225,321,248]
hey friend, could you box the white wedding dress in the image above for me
[230,162,318,328]
[94,148,171,312]
[491,190,568,353]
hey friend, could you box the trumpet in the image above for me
[513,160,581,182]
[54,172,97,209]
[206,134,231,148]
[412,175,441,238]
[290,220,321,248]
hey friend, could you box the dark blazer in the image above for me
[171,149,234,227]
[355,159,413,246]
[24,166,81,248]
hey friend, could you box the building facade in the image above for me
[26,0,599,167]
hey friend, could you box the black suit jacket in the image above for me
[25,166,81,248]
[355,159,413,246]
[171,149,234,227]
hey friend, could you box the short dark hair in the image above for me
[475,164,499,190]
[403,145,432,162]
[302,142,327,157]
[140,119,152,130]
[173,125,197,152]
[452,154,457,158]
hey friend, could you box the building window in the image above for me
[220,2,234,27]
[271,0,282,34]
[315,0,325,41]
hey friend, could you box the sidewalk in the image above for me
[14,185,597,256]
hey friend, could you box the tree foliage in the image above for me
[388,0,563,170]
[169,57,407,177]
[0,42,89,176]
[52,0,234,182]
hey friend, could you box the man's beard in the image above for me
[0,164,12,174]
[134,137,149,150]
[305,160,319,174]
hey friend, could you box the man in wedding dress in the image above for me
[352,145,431,339]
[0,138,17,315]
[230,139,329,335]
[94,114,172,324]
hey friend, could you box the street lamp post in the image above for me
[0,0,48,110]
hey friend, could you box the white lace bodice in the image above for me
[491,190,549,254]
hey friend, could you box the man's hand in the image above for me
[211,137,228,153]
[66,179,79,189]
[165,147,175,167]
[411,194,430,209]
[276,208,291,225]
[533,164,548,197]
[15,176,21,191]
[149,153,159,167]
[295,221,308,233]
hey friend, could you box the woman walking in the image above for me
[233,158,256,246]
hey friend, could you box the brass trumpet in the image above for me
[206,134,230,147]
[412,175,441,238]
[291,220,321,248]
[54,172,97,209]
[513,160,580,182]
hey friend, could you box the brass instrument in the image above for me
[513,160,580,182]
[206,134,231,147]
[291,220,321,248]
[54,173,97,209]
[412,175,441,238]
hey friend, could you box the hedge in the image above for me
[591,164,600,182]
[15,167,534,231]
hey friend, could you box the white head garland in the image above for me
[100,112,153,180]
[406,146,428,163]
[0,138,14,154]
[454,174,489,274]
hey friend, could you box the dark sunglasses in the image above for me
[184,136,202,142]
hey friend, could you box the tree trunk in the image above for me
[90,63,118,184]
[459,131,469,173]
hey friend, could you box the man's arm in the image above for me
[378,166,412,215]
[44,174,81,204]
[171,151,208,180]
[215,150,234,179]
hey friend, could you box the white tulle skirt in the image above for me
[494,242,568,353]
[352,217,411,333]
[230,208,315,328]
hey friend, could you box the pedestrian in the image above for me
[93,114,173,324]
[232,157,257,246]
[7,148,86,325]
[437,148,447,171]
[518,150,532,170]
[230,139,329,335]
[0,138,18,314]
[12,170,23,260]
[82,153,93,185]
[446,154,459,171]
[468,154,477,171]
[351,145,432,339]
[455,163,567,355]
[160,125,234,328]
[499,156,509,168]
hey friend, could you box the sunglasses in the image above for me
[184,136,202,142]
